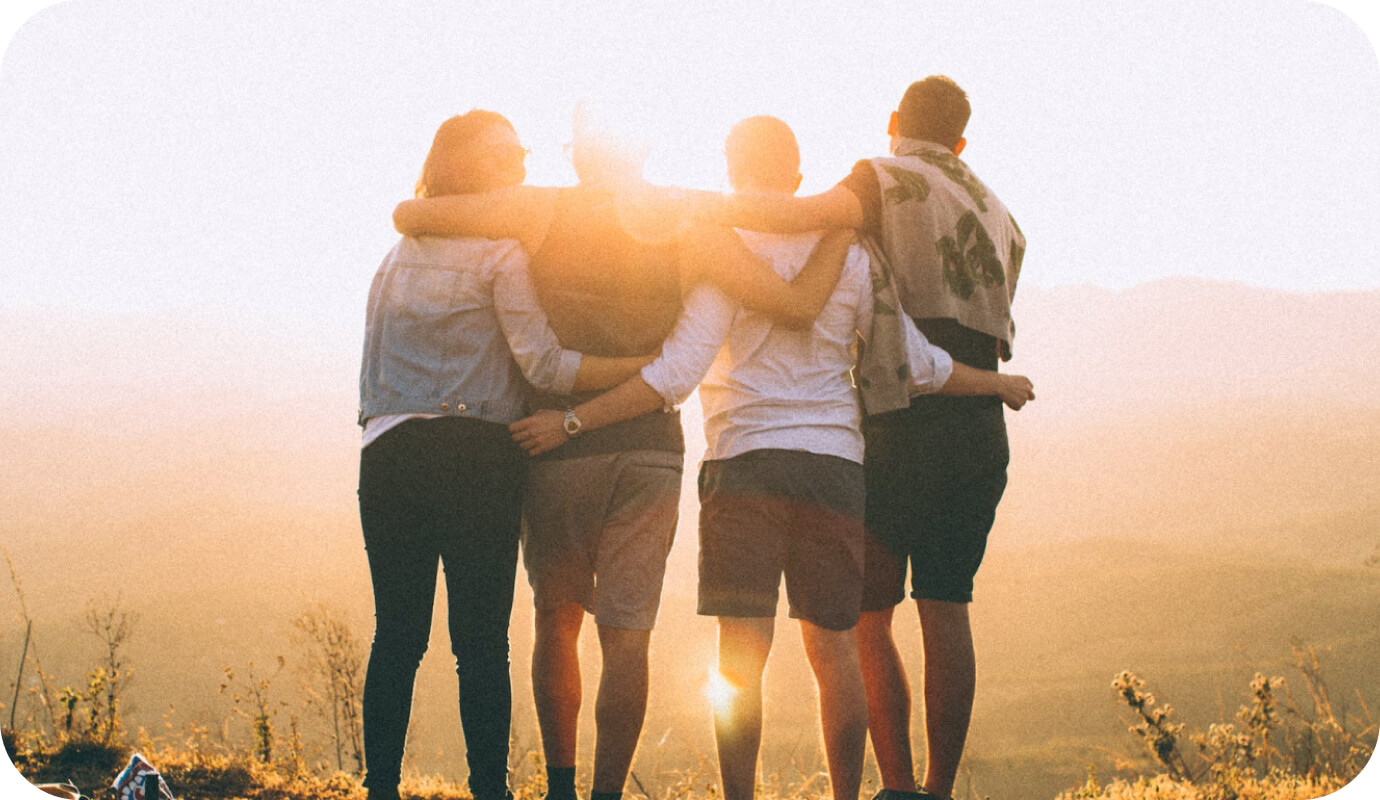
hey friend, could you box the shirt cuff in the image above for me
[638,361,681,409]
[903,317,954,395]
[928,347,954,391]
[549,350,583,396]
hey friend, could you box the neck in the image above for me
[891,135,952,157]
[732,182,792,196]
[580,170,641,192]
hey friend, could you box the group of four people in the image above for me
[357,75,1032,800]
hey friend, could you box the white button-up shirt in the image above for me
[640,231,953,464]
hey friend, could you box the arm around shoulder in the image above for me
[700,184,864,233]
[393,185,557,253]
[680,223,854,330]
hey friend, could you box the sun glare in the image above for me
[705,668,738,717]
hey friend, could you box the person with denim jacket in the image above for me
[357,110,651,800]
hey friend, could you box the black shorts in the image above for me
[862,397,1009,607]
[697,449,866,631]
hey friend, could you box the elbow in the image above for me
[777,305,817,331]
[533,354,578,394]
[392,203,419,236]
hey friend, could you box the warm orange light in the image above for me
[705,668,738,716]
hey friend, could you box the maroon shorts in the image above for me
[697,449,866,631]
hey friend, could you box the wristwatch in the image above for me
[562,408,583,437]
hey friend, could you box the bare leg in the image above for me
[592,625,652,794]
[856,607,917,792]
[713,617,775,800]
[799,621,868,800]
[533,603,585,773]
[915,599,975,800]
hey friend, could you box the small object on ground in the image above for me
[112,753,175,800]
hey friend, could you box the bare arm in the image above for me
[511,285,734,456]
[393,185,558,255]
[570,354,656,391]
[939,364,1035,410]
[508,378,666,457]
[887,303,1036,411]
[681,224,854,330]
[695,184,864,233]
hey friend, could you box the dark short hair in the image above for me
[725,115,800,193]
[896,76,970,149]
[416,109,516,198]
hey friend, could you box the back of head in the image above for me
[725,115,800,194]
[896,75,970,149]
[570,98,648,187]
[416,109,519,198]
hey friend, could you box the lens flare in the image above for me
[704,669,738,717]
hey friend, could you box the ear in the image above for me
[953,137,967,156]
[887,112,899,137]
[792,173,803,194]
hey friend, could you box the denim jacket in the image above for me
[358,236,581,426]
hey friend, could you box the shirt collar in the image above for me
[890,137,956,159]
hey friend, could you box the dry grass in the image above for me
[1061,644,1376,800]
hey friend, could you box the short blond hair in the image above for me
[725,115,800,193]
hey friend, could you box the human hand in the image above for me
[509,409,569,456]
[998,374,1035,410]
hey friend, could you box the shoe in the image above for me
[870,790,944,800]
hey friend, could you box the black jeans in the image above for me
[358,417,526,798]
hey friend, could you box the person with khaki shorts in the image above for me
[521,449,682,632]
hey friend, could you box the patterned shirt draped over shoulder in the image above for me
[869,138,1024,359]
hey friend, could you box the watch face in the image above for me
[563,412,581,435]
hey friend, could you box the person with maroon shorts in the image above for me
[699,78,1029,800]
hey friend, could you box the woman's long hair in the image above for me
[415,109,516,199]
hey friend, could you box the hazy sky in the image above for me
[1,0,1378,348]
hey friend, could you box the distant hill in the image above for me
[994,279,1380,551]
[1005,278,1380,424]
[3,277,1379,586]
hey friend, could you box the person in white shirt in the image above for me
[510,116,1033,800]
